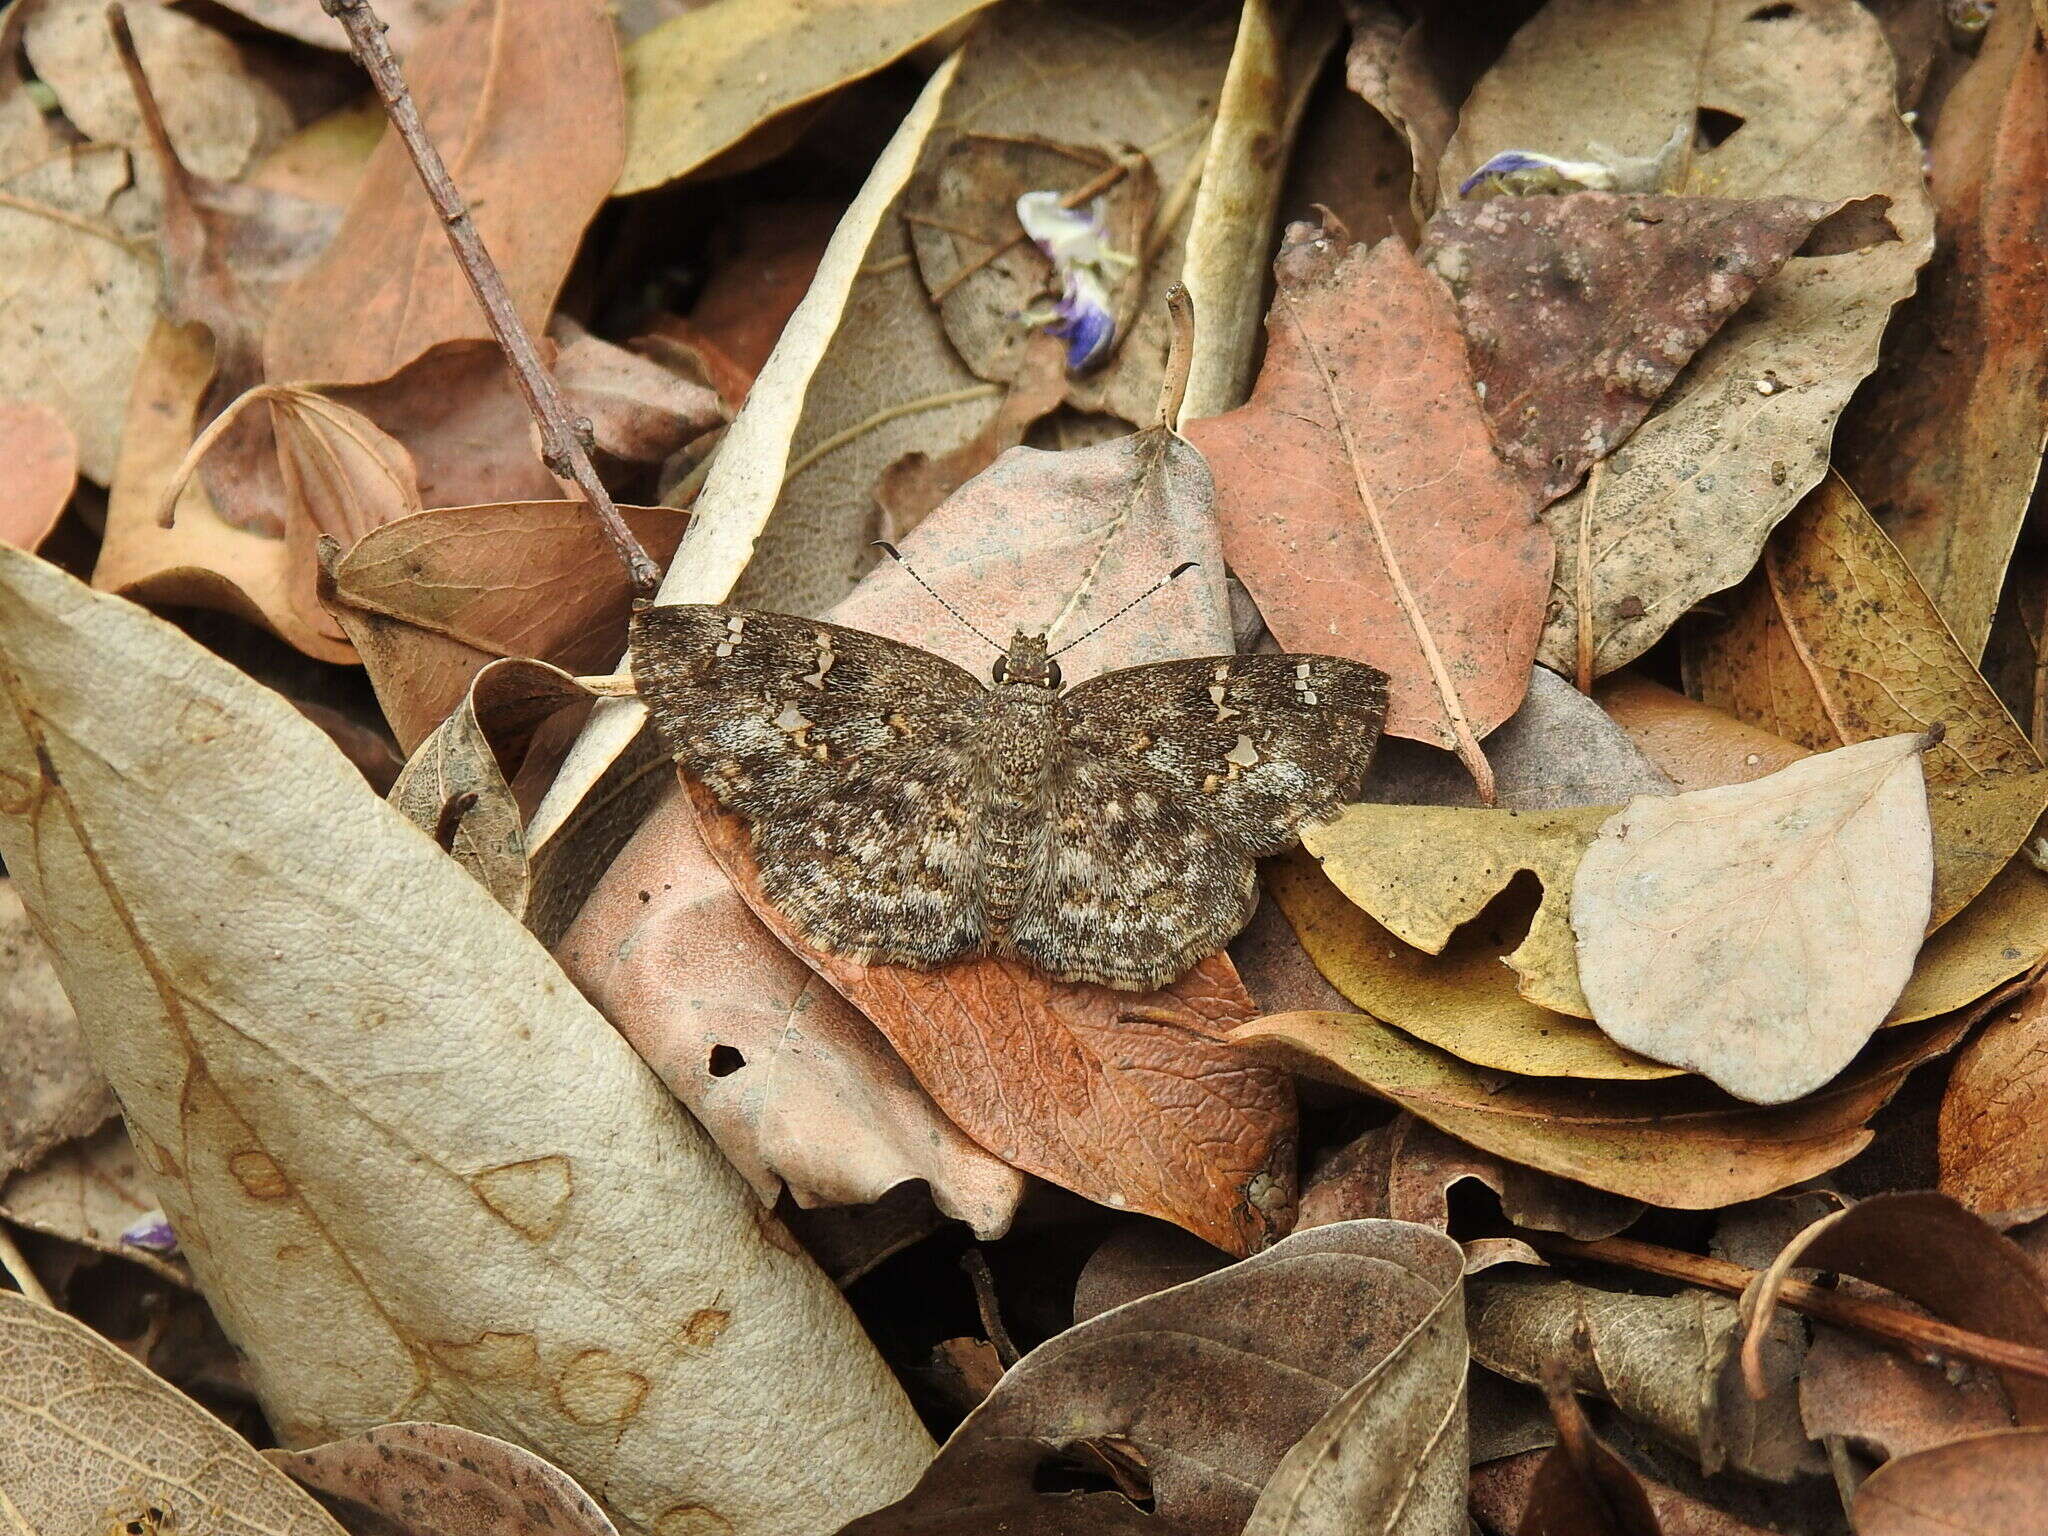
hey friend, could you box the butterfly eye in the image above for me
[991,656,1008,684]
[1045,659,1063,689]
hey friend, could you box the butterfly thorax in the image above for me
[975,632,1066,934]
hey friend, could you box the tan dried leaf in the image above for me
[0,1121,190,1285]
[0,878,110,1176]
[0,400,76,551]
[1573,734,1934,1103]
[1942,976,2048,1216]
[0,547,932,1535]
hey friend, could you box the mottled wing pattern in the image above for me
[630,605,992,966]
[1058,653,1389,854]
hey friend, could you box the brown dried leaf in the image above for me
[0,880,111,1178]
[1852,1427,2048,1535]
[1572,735,1934,1104]
[0,1121,190,1285]
[326,499,688,752]
[1515,1372,1663,1536]
[1187,231,1550,798]
[1234,1009,1968,1208]
[207,0,456,53]
[264,0,624,385]
[843,1221,1468,1536]
[1418,192,1873,503]
[0,400,73,551]
[1685,474,2048,927]
[1470,1447,1781,1535]
[555,327,725,469]
[1468,1273,1818,1481]
[1441,0,1935,678]
[1836,0,2048,660]
[1942,974,2048,1216]
[1299,1114,1643,1242]
[667,199,842,384]
[271,1422,618,1536]
[0,1290,347,1535]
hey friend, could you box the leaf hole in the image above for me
[1694,107,1746,149]
[1746,2,1798,18]
[1031,1439,1156,1511]
[708,1044,745,1077]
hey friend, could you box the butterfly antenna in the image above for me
[1048,562,1198,657]
[871,542,1006,653]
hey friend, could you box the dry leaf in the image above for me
[1513,1372,1663,1536]
[264,0,624,385]
[0,400,76,550]
[1420,192,1873,505]
[1441,0,1934,677]
[1573,735,1934,1104]
[1305,802,1608,1017]
[0,1121,191,1285]
[843,1221,1468,1536]
[618,0,995,194]
[1836,0,2048,660]
[271,1422,619,1536]
[1684,474,2048,927]
[1799,1284,2015,1462]
[206,0,456,53]
[0,0,61,180]
[1470,1447,1782,1535]
[554,327,725,468]
[1188,230,1550,799]
[0,879,112,1177]
[1299,1114,1644,1242]
[1594,672,1808,792]
[555,789,1027,1238]
[1267,849,1673,1080]
[1942,974,2048,1216]
[327,499,688,752]
[1851,1427,2048,1535]
[0,547,933,1534]
[1468,1273,1818,1481]
[0,1289,347,1535]
[1234,1009,1967,1208]
[25,0,291,182]
[0,147,158,483]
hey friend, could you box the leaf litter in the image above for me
[4,0,2048,1532]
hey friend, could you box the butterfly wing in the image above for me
[1059,653,1389,855]
[631,605,993,966]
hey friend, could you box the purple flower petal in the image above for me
[120,1210,178,1255]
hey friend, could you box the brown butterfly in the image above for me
[630,563,1387,991]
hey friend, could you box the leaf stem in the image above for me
[1157,283,1194,430]
[317,0,659,596]
[1520,1230,2048,1390]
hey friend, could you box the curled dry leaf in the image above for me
[618,0,996,195]
[1305,802,1608,1017]
[0,147,158,484]
[1187,230,1550,799]
[1469,1448,1782,1536]
[1571,734,1934,1104]
[1685,474,2048,929]
[554,327,726,468]
[271,1422,619,1536]
[0,400,76,551]
[264,0,624,385]
[0,1289,348,1535]
[1851,1427,2048,1536]
[1468,1273,1818,1482]
[1234,1009,1969,1208]
[1441,0,1934,678]
[327,499,688,752]
[843,1221,1468,1536]
[25,0,291,182]
[1299,1113,1644,1243]
[1835,0,2048,661]
[0,1121,191,1285]
[1267,849,1673,1080]
[1740,1191,2048,1425]
[1941,974,2048,1216]
[1514,1370,1663,1536]
[0,879,112,1177]
[1418,191,1869,504]
[0,548,932,1534]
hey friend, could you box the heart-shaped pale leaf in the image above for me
[1572,733,1935,1103]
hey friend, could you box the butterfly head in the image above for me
[991,631,1062,691]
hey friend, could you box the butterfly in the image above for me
[629,588,1387,991]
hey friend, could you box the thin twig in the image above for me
[0,1223,54,1309]
[318,0,659,595]
[961,1247,1020,1368]
[1156,283,1194,431]
[1520,1231,2048,1389]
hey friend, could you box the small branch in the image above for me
[1573,458,1606,694]
[1521,1231,2048,1390]
[961,1247,1020,1368]
[1156,283,1194,431]
[0,1222,54,1309]
[318,0,658,596]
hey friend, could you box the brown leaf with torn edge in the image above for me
[0,1290,347,1535]
[842,1221,1468,1536]
[271,1422,619,1536]
[1188,230,1551,801]
[1836,0,2048,661]
[1685,474,2048,928]
[264,0,624,385]
[1572,734,1935,1104]
[1234,1009,1968,1208]
[1441,0,1934,679]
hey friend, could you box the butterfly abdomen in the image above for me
[972,683,1061,939]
